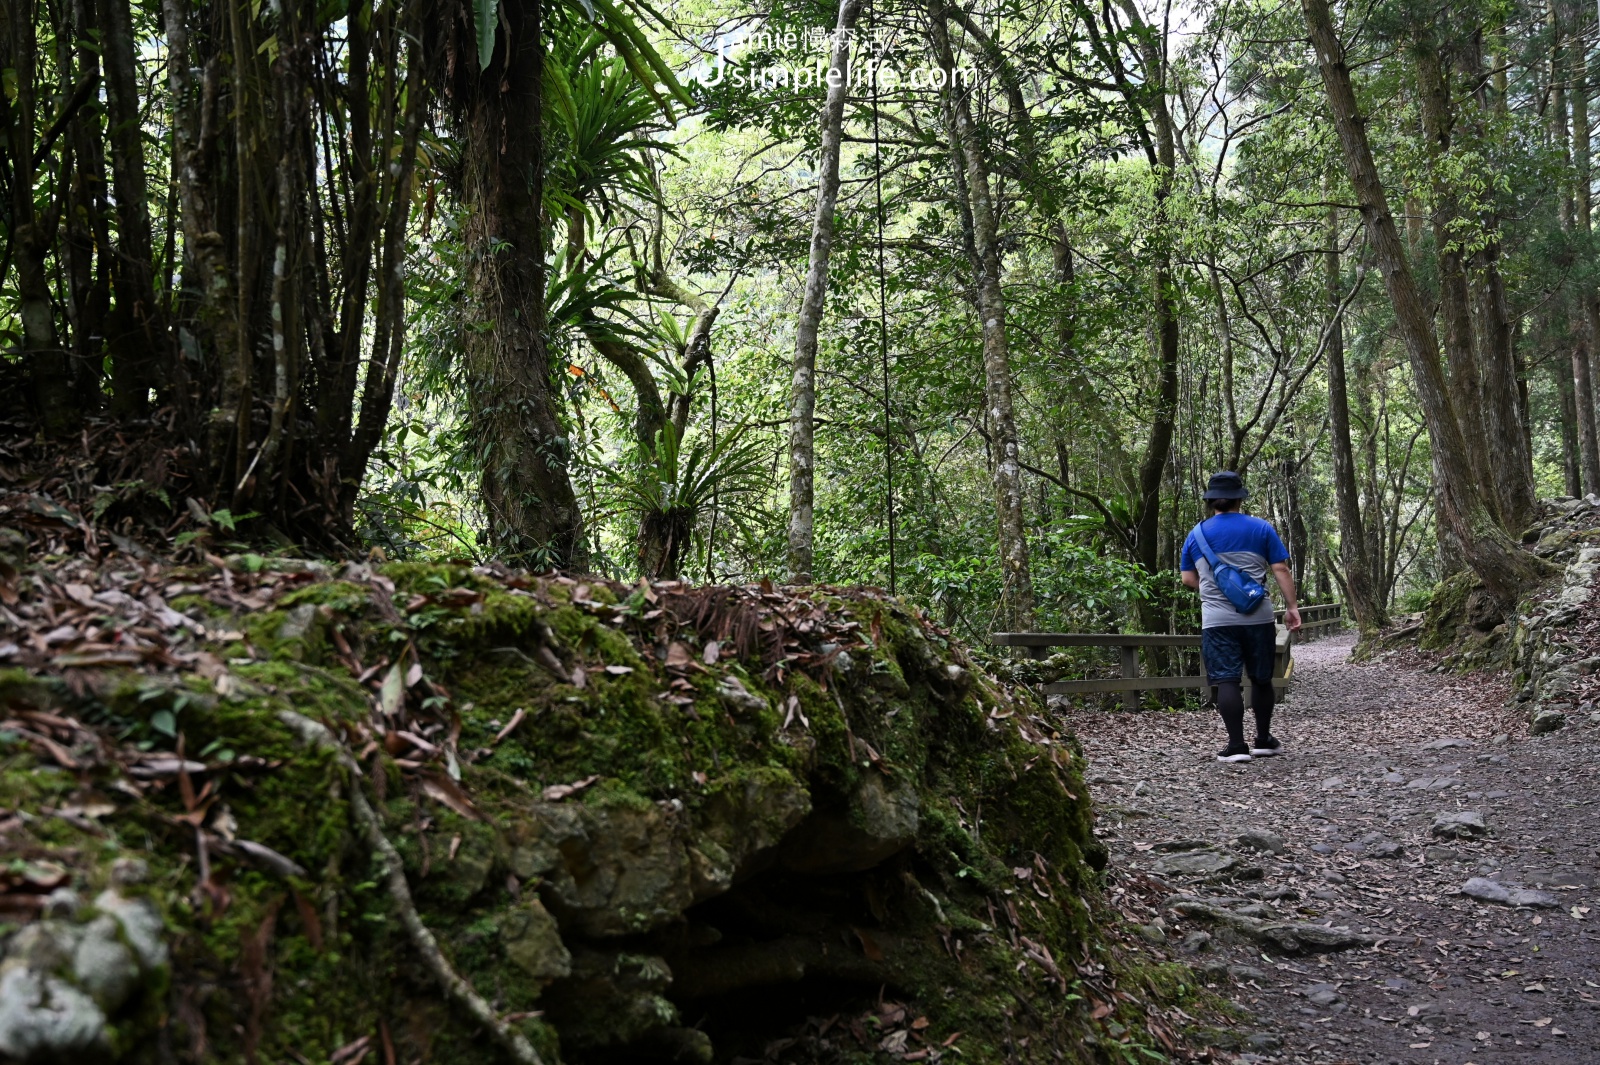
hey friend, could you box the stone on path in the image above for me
[1152,850,1246,878]
[1530,707,1567,734]
[1304,983,1342,1008]
[1458,877,1561,908]
[1235,828,1285,855]
[1422,737,1472,749]
[1430,810,1487,839]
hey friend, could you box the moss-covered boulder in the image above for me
[0,554,1154,1064]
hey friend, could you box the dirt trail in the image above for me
[1062,633,1600,1065]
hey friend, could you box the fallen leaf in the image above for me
[603,665,633,676]
[419,774,480,820]
[542,775,600,802]
[233,839,308,878]
[1090,1000,1113,1020]
[379,662,404,716]
[852,926,885,961]
[493,708,527,745]
[703,640,720,665]
[330,1035,373,1065]
[292,889,324,952]
[665,642,692,669]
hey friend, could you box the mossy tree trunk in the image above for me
[457,0,588,570]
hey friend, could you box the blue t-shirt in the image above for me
[1180,513,1289,628]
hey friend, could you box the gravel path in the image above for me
[1062,633,1600,1065]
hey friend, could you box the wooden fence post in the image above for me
[1118,644,1140,711]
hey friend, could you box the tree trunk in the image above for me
[930,1,1034,628]
[4,1,74,433]
[1571,31,1600,494]
[100,0,165,416]
[1558,360,1583,497]
[1120,0,1181,634]
[786,0,860,584]
[1464,31,1536,528]
[1325,203,1384,633]
[1414,48,1496,513]
[1303,0,1549,607]
[460,0,587,569]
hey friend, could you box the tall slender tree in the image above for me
[787,0,860,584]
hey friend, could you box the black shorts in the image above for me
[1202,623,1276,684]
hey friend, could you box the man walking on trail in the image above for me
[1180,471,1303,763]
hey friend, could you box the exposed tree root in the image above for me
[1166,898,1374,954]
[278,710,545,1065]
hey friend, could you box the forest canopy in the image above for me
[5,0,1600,640]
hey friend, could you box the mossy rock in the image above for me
[0,561,1171,1064]
[1419,571,1504,652]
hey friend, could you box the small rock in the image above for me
[1180,931,1212,953]
[1244,1032,1283,1051]
[1319,776,1344,790]
[1340,842,1366,855]
[90,892,168,972]
[1382,771,1406,784]
[1322,870,1346,885]
[1229,965,1270,984]
[1484,789,1510,799]
[109,858,148,886]
[1151,850,1240,878]
[43,889,81,919]
[1430,811,1487,839]
[1459,877,1561,908]
[1235,828,1285,855]
[1422,737,1472,749]
[1151,838,1212,852]
[1383,977,1412,990]
[1233,902,1271,919]
[1310,843,1334,855]
[1133,923,1165,944]
[1530,707,1566,735]
[1309,888,1340,902]
[1491,733,1510,745]
[0,968,108,1059]
[1369,841,1405,859]
[71,916,140,1009]
[1131,780,1150,797]
[1304,983,1342,1008]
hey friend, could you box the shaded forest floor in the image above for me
[1063,633,1600,1065]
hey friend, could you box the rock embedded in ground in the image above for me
[1458,877,1561,907]
[1422,737,1473,749]
[1530,707,1567,734]
[1430,810,1488,839]
[1304,983,1343,1008]
[1236,828,1285,854]
[1151,849,1240,878]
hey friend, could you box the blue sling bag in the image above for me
[1192,522,1269,615]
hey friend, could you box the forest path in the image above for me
[1061,634,1600,1065]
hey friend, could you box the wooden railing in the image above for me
[992,603,1343,710]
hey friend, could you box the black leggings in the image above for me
[1216,679,1273,746]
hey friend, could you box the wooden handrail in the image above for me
[993,604,1342,707]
